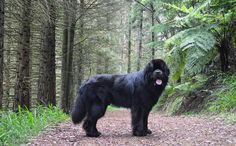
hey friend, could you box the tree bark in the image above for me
[127,2,132,73]
[219,37,229,72]
[14,0,31,110]
[0,0,4,109]
[60,0,77,113]
[60,3,69,112]
[150,3,155,59]
[76,0,85,90]
[137,9,143,71]
[37,0,56,106]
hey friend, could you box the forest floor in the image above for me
[27,109,236,146]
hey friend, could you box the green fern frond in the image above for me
[166,25,217,81]
[151,22,174,34]
[167,46,187,81]
[185,47,218,75]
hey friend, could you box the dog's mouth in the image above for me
[155,79,162,85]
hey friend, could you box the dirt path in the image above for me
[27,110,236,146]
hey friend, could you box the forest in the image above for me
[0,0,236,145]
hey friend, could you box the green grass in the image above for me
[218,112,236,123]
[209,74,236,112]
[0,106,68,146]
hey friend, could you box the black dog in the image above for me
[71,59,169,137]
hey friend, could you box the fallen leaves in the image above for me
[27,110,236,146]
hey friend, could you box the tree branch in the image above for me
[133,0,153,12]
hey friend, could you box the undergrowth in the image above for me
[0,106,68,146]
[209,74,236,112]
[156,73,236,122]
[156,74,207,112]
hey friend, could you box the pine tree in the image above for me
[0,0,4,109]
[37,0,56,106]
[14,0,32,110]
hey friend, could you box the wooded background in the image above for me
[0,0,235,113]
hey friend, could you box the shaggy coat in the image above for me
[71,59,170,137]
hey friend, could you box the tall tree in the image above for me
[136,8,143,71]
[0,0,4,109]
[37,0,56,106]
[76,0,85,90]
[150,2,155,59]
[127,1,132,73]
[14,0,32,110]
[60,0,77,113]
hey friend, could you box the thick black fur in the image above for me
[71,59,170,137]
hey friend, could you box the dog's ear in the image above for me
[144,61,154,73]
[159,60,170,77]
[166,67,170,76]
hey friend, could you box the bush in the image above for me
[0,106,68,146]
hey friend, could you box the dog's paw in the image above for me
[86,131,101,137]
[147,129,152,134]
[133,130,147,137]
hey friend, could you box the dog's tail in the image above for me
[71,92,87,124]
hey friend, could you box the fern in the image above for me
[166,25,217,80]
[185,46,218,75]
[152,22,174,34]
[167,46,187,81]
[151,0,235,81]
[161,0,219,81]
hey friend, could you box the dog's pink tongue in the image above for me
[156,79,162,85]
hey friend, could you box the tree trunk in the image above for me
[219,37,229,72]
[76,0,85,90]
[14,0,31,110]
[127,2,132,73]
[37,0,56,106]
[136,9,143,71]
[60,4,69,112]
[0,0,4,109]
[150,3,155,59]
[4,3,13,109]
[218,28,231,72]
[5,44,10,108]
[60,0,77,113]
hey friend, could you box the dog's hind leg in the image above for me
[83,103,107,137]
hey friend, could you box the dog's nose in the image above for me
[154,69,163,75]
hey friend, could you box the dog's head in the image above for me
[144,59,170,87]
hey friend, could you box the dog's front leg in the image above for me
[143,110,152,134]
[131,106,147,136]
